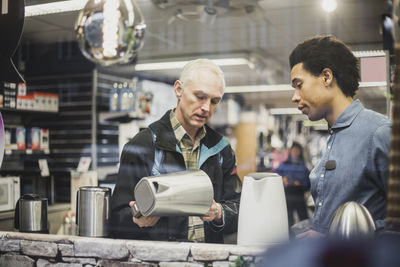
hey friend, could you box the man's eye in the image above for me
[211,99,220,105]
[196,95,206,100]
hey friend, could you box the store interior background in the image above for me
[0,0,391,234]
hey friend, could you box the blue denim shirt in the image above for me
[310,100,391,233]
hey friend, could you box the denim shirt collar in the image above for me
[330,99,363,131]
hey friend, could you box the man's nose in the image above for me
[201,99,211,112]
[291,90,300,103]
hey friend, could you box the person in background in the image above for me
[275,142,310,227]
[110,59,241,243]
[289,35,391,238]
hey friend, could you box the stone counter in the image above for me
[0,231,267,266]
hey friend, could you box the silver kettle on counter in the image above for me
[76,186,111,237]
[14,194,48,233]
[329,201,376,239]
[132,170,213,218]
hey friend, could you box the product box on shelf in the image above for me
[16,127,26,150]
[0,83,4,108]
[48,93,59,112]
[16,94,35,110]
[3,82,17,109]
[33,92,46,111]
[27,127,41,150]
[40,128,49,150]
[109,89,119,112]
[4,128,17,150]
[17,83,27,96]
[119,88,130,111]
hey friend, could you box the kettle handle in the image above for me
[105,195,110,220]
[76,190,79,225]
[14,199,20,229]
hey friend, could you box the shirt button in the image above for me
[329,130,333,134]
[320,174,324,178]
[319,202,323,207]
[327,145,331,150]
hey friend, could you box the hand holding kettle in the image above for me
[130,201,160,227]
[201,200,222,223]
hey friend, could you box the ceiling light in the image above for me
[225,84,293,93]
[321,0,337,13]
[25,0,87,17]
[269,108,302,115]
[134,58,249,71]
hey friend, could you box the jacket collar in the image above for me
[149,110,223,152]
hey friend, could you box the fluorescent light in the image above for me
[25,0,87,17]
[269,108,301,115]
[225,84,293,93]
[321,0,337,13]
[134,58,249,71]
[359,81,387,88]
[303,119,328,129]
[224,81,385,94]
[353,50,386,58]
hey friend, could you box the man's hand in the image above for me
[296,229,325,239]
[129,201,160,228]
[201,200,222,223]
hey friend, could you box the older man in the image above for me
[110,59,241,243]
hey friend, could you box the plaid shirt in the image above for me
[170,111,206,242]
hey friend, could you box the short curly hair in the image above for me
[289,35,360,97]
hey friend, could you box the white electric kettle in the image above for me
[237,172,289,247]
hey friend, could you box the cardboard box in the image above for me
[4,82,17,109]
[109,89,119,112]
[16,127,26,150]
[40,128,49,150]
[27,127,41,150]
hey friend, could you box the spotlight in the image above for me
[75,0,146,66]
[321,0,337,13]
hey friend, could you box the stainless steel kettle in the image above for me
[329,201,376,239]
[132,170,213,217]
[76,186,111,237]
[14,194,48,233]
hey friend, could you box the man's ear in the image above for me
[174,80,183,99]
[321,68,334,86]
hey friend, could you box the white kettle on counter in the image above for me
[237,172,289,247]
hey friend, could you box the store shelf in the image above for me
[98,111,145,122]
[0,107,58,114]
[4,149,50,156]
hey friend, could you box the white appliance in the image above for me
[0,176,20,212]
[237,172,289,247]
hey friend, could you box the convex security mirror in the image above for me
[75,0,146,66]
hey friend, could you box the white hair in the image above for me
[179,59,226,91]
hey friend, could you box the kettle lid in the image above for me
[245,172,281,180]
[20,193,47,201]
[79,186,111,193]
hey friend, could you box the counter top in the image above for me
[0,231,267,266]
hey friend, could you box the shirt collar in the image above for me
[330,99,363,131]
[170,110,206,143]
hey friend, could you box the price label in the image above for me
[1,0,9,15]
[77,157,91,172]
[38,159,50,177]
